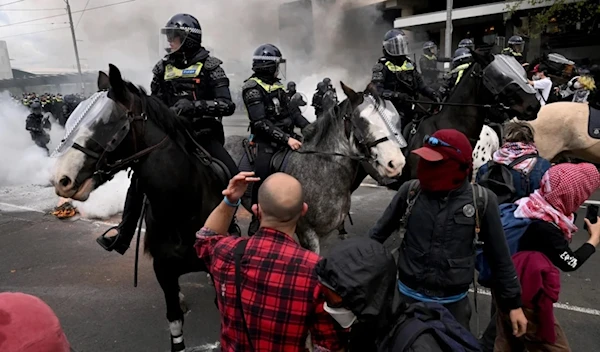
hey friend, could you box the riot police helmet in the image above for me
[287,81,297,93]
[452,47,473,68]
[423,41,437,56]
[458,38,475,51]
[508,35,525,53]
[160,13,202,55]
[252,44,286,80]
[323,77,331,85]
[383,29,410,57]
[30,101,42,114]
[316,82,327,92]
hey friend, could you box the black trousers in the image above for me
[199,135,239,179]
[399,292,473,332]
[251,142,279,206]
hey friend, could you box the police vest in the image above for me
[247,77,292,130]
[451,63,472,85]
[163,62,209,105]
[423,54,436,61]
[502,48,522,57]
[385,60,415,72]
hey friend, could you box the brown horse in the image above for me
[519,102,600,162]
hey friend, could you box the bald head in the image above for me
[258,173,304,223]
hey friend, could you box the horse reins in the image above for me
[71,96,169,183]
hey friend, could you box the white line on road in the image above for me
[469,288,600,316]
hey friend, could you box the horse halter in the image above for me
[72,95,168,184]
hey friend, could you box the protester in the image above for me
[494,251,568,351]
[480,163,600,351]
[528,64,553,106]
[368,129,527,335]
[194,171,348,352]
[0,292,71,352]
[316,236,476,352]
[477,121,551,203]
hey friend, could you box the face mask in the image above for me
[532,74,541,81]
[574,81,582,90]
[323,302,357,328]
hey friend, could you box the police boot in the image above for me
[248,216,260,237]
[96,217,138,255]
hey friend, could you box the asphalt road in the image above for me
[1,118,599,351]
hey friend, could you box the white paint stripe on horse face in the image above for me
[52,126,93,187]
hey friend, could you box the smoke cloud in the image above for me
[1,0,410,218]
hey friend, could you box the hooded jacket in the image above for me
[315,237,443,352]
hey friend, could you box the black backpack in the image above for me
[477,154,537,204]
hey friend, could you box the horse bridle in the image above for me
[295,96,396,185]
[71,96,168,185]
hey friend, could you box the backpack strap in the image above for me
[507,153,538,168]
[234,239,255,352]
[470,184,488,337]
[401,180,421,226]
[392,317,435,352]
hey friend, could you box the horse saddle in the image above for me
[186,130,231,187]
[237,138,292,174]
[587,106,600,140]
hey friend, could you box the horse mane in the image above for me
[126,82,193,153]
[302,99,349,148]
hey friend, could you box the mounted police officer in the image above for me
[286,81,297,98]
[242,44,309,235]
[287,81,307,114]
[25,100,50,153]
[97,13,239,254]
[502,35,526,65]
[419,41,451,88]
[312,81,327,117]
[458,38,475,51]
[372,29,440,132]
[439,47,474,99]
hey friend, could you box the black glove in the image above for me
[170,99,195,116]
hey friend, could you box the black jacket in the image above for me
[519,220,596,272]
[242,75,309,146]
[372,57,437,116]
[369,181,522,312]
[316,237,444,352]
[151,48,235,121]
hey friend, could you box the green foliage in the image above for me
[505,0,600,38]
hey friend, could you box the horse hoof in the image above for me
[207,273,214,286]
[171,338,185,352]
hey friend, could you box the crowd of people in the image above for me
[3,9,600,352]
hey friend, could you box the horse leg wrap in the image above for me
[169,320,185,352]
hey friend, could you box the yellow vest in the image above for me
[164,62,204,81]
[385,60,415,72]
[249,77,284,93]
[452,63,472,85]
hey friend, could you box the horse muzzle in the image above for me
[53,176,95,201]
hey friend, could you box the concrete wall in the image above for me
[0,41,13,80]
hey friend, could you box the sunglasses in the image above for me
[423,135,462,155]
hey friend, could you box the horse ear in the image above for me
[97,71,110,91]
[108,63,131,105]
[340,81,361,106]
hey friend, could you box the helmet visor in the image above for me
[511,43,524,53]
[160,27,191,54]
[383,35,409,56]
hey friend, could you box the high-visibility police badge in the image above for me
[463,204,475,218]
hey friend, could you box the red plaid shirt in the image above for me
[195,227,347,352]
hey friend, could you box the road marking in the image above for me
[167,342,220,352]
[0,202,145,232]
[469,288,600,316]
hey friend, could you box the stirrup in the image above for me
[96,225,121,251]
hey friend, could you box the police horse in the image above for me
[51,64,405,351]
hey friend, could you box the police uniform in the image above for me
[439,48,474,98]
[243,44,309,235]
[372,57,438,130]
